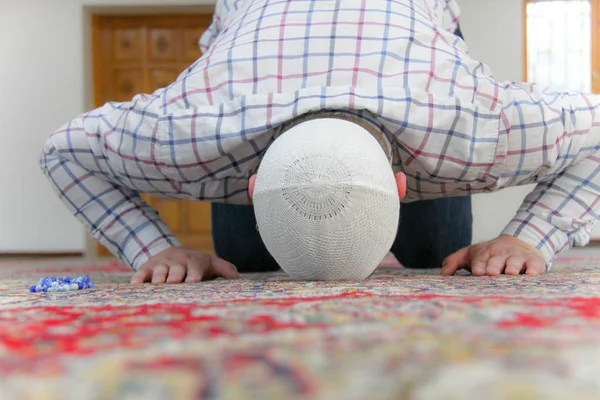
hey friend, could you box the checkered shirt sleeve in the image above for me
[497,83,600,268]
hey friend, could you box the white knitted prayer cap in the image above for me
[253,117,400,281]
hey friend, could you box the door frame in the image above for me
[592,0,600,93]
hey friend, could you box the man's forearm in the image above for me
[41,139,182,269]
[40,100,184,269]
[498,83,600,267]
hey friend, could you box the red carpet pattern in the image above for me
[1,255,600,399]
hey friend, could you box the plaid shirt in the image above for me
[41,0,600,270]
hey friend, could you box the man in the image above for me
[41,0,600,283]
[211,22,472,275]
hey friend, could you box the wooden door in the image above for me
[92,14,215,257]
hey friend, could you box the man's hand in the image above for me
[441,235,547,276]
[130,247,240,284]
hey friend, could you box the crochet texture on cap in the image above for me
[253,118,399,281]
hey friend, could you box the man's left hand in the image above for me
[441,236,547,276]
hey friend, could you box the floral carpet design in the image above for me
[1,254,600,399]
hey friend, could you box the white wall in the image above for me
[0,0,214,252]
[0,1,86,251]
[0,0,583,252]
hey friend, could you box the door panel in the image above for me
[148,29,178,61]
[112,69,143,101]
[112,29,142,61]
[93,14,215,258]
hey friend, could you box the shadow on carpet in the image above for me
[1,255,600,399]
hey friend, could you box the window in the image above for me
[526,0,592,91]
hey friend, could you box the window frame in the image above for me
[523,0,600,93]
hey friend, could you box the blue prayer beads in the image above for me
[29,275,95,293]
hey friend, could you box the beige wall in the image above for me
[1,0,586,252]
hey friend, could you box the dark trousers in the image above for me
[212,197,472,272]
[211,25,471,273]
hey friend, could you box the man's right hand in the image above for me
[130,247,240,284]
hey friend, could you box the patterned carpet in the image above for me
[2,253,600,400]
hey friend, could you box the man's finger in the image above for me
[504,256,525,276]
[441,246,470,276]
[131,268,153,284]
[525,258,547,276]
[210,257,240,279]
[485,255,508,276]
[166,264,187,284]
[185,260,207,283]
[470,249,491,276]
[151,264,169,284]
